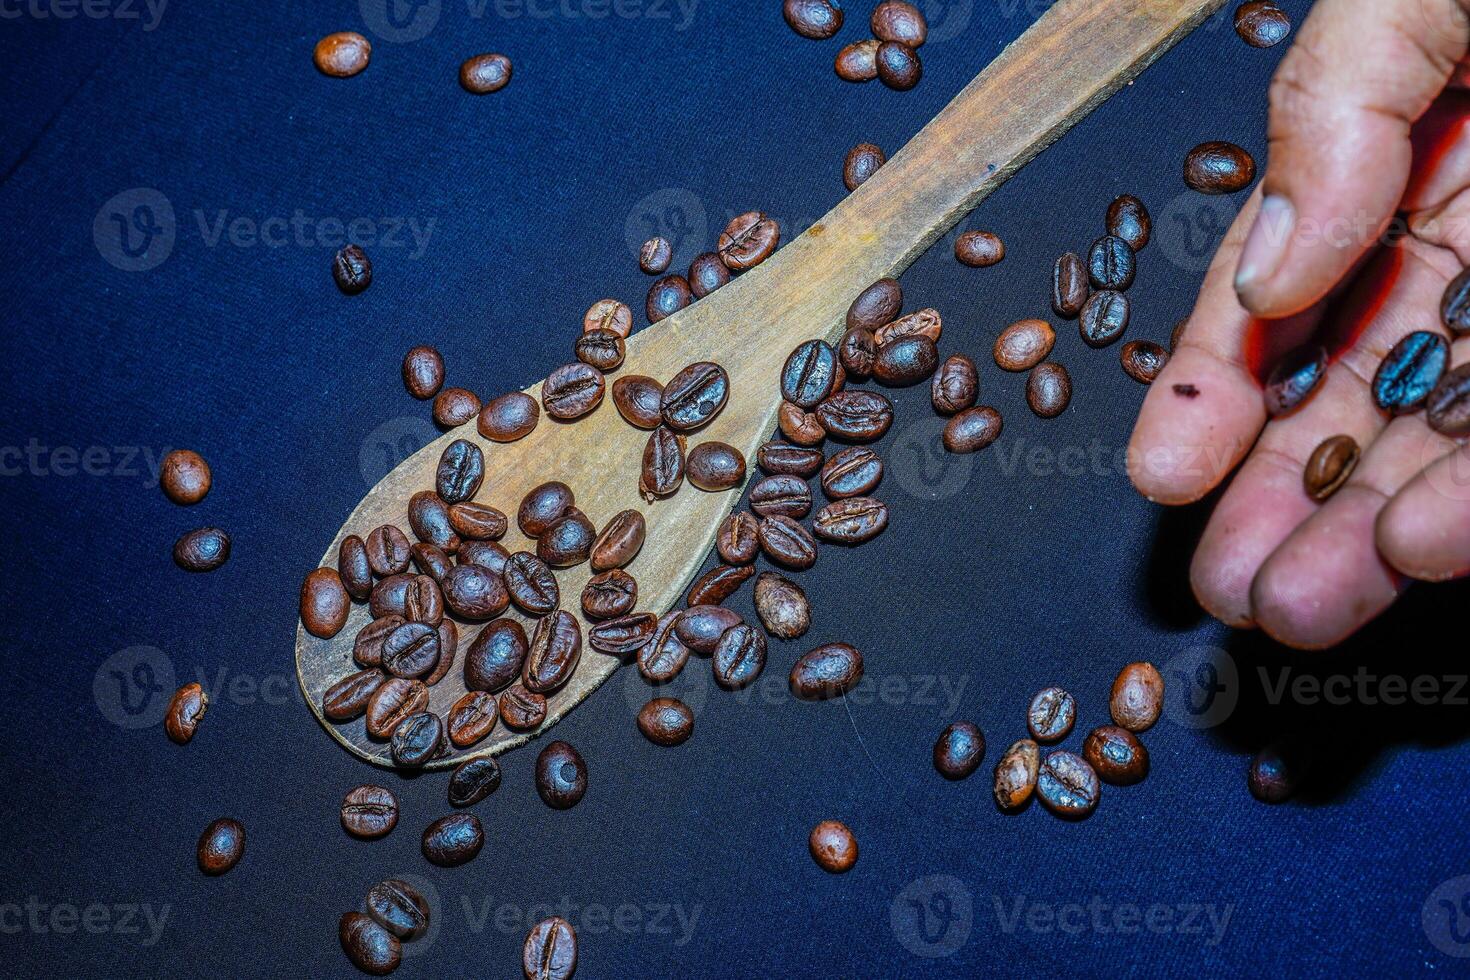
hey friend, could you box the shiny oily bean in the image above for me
[301,568,350,638]
[872,0,927,45]
[687,441,747,491]
[843,143,885,191]
[874,308,942,346]
[814,497,889,545]
[838,327,876,381]
[575,329,625,372]
[524,611,582,693]
[458,540,509,576]
[433,387,481,428]
[847,279,903,333]
[809,820,858,874]
[160,448,211,504]
[994,319,1055,372]
[1373,331,1448,414]
[408,491,459,551]
[1235,1,1292,47]
[688,251,731,298]
[1106,194,1151,251]
[640,426,686,500]
[448,755,502,806]
[366,879,431,941]
[197,818,245,875]
[758,515,818,570]
[499,684,547,730]
[401,575,447,626]
[875,40,921,91]
[716,511,760,565]
[1083,726,1149,785]
[817,389,893,441]
[382,622,440,679]
[612,375,665,429]
[524,917,578,980]
[638,611,690,682]
[355,616,405,668]
[1087,235,1135,291]
[448,501,507,541]
[341,784,398,839]
[791,643,863,700]
[422,813,483,867]
[368,574,413,620]
[784,0,843,39]
[339,912,399,976]
[366,524,412,576]
[994,739,1041,810]
[1264,344,1328,416]
[1027,363,1071,418]
[333,244,372,294]
[174,528,230,572]
[647,274,692,323]
[1428,363,1470,436]
[460,51,511,93]
[411,542,452,581]
[542,362,605,420]
[339,536,373,598]
[1027,687,1076,742]
[713,624,766,690]
[538,510,596,568]
[638,696,694,745]
[1443,268,1470,334]
[1184,141,1256,194]
[782,340,839,408]
[519,482,574,538]
[425,620,459,687]
[1121,340,1169,384]
[1036,750,1100,819]
[821,446,883,499]
[447,690,498,748]
[955,230,1004,268]
[754,572,810,640]
[1052,253,1089,319]
[390,711,443,769]
[639,237,672,274]
[717,211,780,271]
[591,509,646,571]
[1303,435,1360,502]
[436,439,484,504]
[751,474,812,519]
[1080,290,1130,348]
[536,741,588,809]
[758,442,824,478]
[583,569,638,619]
[324,669,386,722]
[365,678,428,740]
[505,552,559,616]
[165,683,207,745]
[1249,741,1310,803]
[687,563,754,607]
[931,355,978,415]
[314,31,371,77]
[943,406,1003,454]
[662,361,729,431]
[934,721,985,780]
[441,564,507,620]
[402,346,444,400]
[779,401,827,446]
[583,298,633,338]
[1110,661,1165,732]
[835,39,880,82]
[675,604,742,654]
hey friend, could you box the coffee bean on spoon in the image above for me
[337,532,373,599]
[782,340,840,408]
[583,568,638,619]
[174,528,230,572]
[584,298,633,337]
[457,540,509,575]
[589,613,658,655]
[591,509,646,570]
[505,552,560,615]
[389,711,443,769]
[433,387,481,427]
[425,621,458,687]
[718,211,779,271]
[323,669,386,722]
[661,362,729,431]
[942,406,1002,454]
[1120,341,1169,384]
[366,524,412,576]
[448,501,508,541]
[639,237,672,274]
[499,684,546,730]
[638,696,695,745]
[542,362,606,420]
[686,441,747,491]
[381,622,441,679]
[435,439,484,504]
[688,252,731,298]
[994,318,1055,371]
[365,678,428,739]
[716,511,760,565]
[464,619,527,692]
[1372,331,1448,414]
[1051,253,1089,318]
[1303,435,1359,502]
[447,691,498,749]
[612,375,665,429]
[410,542,452,581]
[790,643,863,699]
[931,354,978,414]
[575,329,626,372]
[354,617,403,668]
[524,610,583,693]
[538,509,596,567]
[843,143,885,191]
[955,230,1004,268]
[835,39,880,82]
[640,427,686,500]
[779,401,828,446]
[647,274,692,323]
[686,563,754,607]
[408,491,460,552]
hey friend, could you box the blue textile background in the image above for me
[4,1,1470,976]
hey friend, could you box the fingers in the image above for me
[1233,0,1468,318]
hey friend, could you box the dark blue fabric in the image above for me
[4,1,1468,976]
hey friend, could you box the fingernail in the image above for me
[1235,194,1294,292]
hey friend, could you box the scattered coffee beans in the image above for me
[688,251,732,298]
[638,696,695,745]
[542,362,606,420]
[1234,1,1291,47]
[165,683,207,744]
[365,879,431,940]
[402,346,445,401]
[712,624,767,689]
[197,817,245,875]
[1264,344,1327,416]
[1105,194,1151,251]
[1083,725,1149,785]
[717,511,761,565]
[332,244,372,295]
[876,42,921,90]
[584,298,634,338]
[790,643,862,699]
[1080,290,1130,348]
[160,449,211,504]
[817,389,894,440]
[955,230,1004,268]
[875,308,942,346]
[1427,363,1470,436]
[1373,331,1448,414]
[1184,141,1256,194]
[536,740,588,809]
[835,39,880,82]
[872,0,927,46]
[1303,435,1359,502]
[994,319,1055,372]
[523,916,578,980]
[1026,686,1076,743]
[1110,662,1164,732]
[640,237,673,274]
[759,515,819,569]
[340,912,400,975]
[779,401,828,446]
[460,52,512,93]
[638,612,691,682]
[809,820,858,873]
[612,375,666,429]
[942,406,1002,454]
[1087,235,1135,291]
[759,442,825,478]
[751,474,813,519]
[821,446,884,499]
[933,721,985,780]
[753,571,811,639]
[301,567,350,638]
[504,553,560,616]
[993,739,1041,810]
[648,275,693,323]
[675,604,742,654]
[1026,363,1071,418]
[341,784,399,839]
[174,527,231,572]
[813,496,888,544]
[1051,252,1089,319]
[447,755,502,806]
[314,31,371,78]
[844,143,886,191]
[1120,340,1168,384]
[931,355,979,414]
[519,482,574,538]
[1248,742,1307,803]
[1036,750,1100,819]
[784,0,843,39]
[589,613,657,655]
[718,211,780,271]
[422,813,484,866]
[433,387,482,428]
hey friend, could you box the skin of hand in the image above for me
[1128,0,1470,649]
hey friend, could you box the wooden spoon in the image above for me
[298,0,1227,769]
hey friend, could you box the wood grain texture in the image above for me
[297,0,1227,769]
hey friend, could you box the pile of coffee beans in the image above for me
[339,878,432,975]
[785,0,928,92]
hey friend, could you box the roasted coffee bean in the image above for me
[1027,687,1075,743]
[1036,750,1100,819]
[301,568,350,638]
[174,527,230,572]
[637,696,695,746]
[369,574,414,620]
[435,440,484,505]
[784,0,843,39]
[994,318,1055,371]
[332,243,372,294]
[1264,344,1328,416]
[753,572,810,640]
[675,604,742,654]
[718,211,780,270]
[524,917,578,980]
[782,340,839,408]
[1184,140,1256,194]
[687,563,754,607]
[536,741,587,809]
[1106,194,1151,250]
[835,39,880,82]
[584,298,633,338]
[821,446,883,499]
[714,511,760,566]
[710,624,767,690]
[640,236,673,274]
[505,552,560,615]
[814,497,888,544]
[836,329,876,384]
[366,524,412,577]
[402,346,444,400]
[583,569,638,619]
[688,251,731,298]
[538,509,596,567]
[441,563,507,620]
[588,509,645,572]
[817,389,893,441]
[847,279,903,333]
[876,41,921,90]
[499,684,547,730]
[872,0,926,45]
[809,820,858,873]
[410,542,452,581]
[943,406,1002,454]
[1443,269,1470,334]
[955,230,1004,267]
[197,818,245,875]
[1051,252,1089,319]
[993,739,1040,810]
[779,401,828,445]
[164,683,207,745]
[1026,362,1071,418]
[843,143,885,191]
[402,574,446,625]
[448,502,508,542]
[365,678,429,739]
[758,443,825,478]
[1235,1,1291,47]
[448,755,502,806]
[458,540,509,575]
[339,912,399,976]
[758,515,819,569]
[447,690,498,748]
[382,622,441,679]
[1428,363,1470,435]
[874,308,942,346]
[1083,726,1149,785]
[460,51,512,93]
[1373,331,1449,414]
[590,613,657,655]
[751,474,813,519]
[612,375,665,429]
[1079,290,1130,347]
[1303,435,1360,502]
[931,355,978,415]
[687,441,747,491]
[314,30,371,77]
[524,610,582,693]
[933,721,985,780]
[422,813,483,866]
[791,643,862,699]
[661,362,729,431]
[640,426,686,501]
[341,784,398,839]
[542,362,606,420]
[408,491,460,551]
[324,669,386,722]
[1087,235,1135,291]
[425,620,459,686]
[1248,742,1308,803]
[160,449,211,504]
[1110,661,1164,732]
[366,879,430,941]
[434,387,481,428]
[637,612,688,679]
[1120,340,1169,384]
[647,274,692,323]
[518,482,574,538]
[575,329,626,372]
[390,711,444,768]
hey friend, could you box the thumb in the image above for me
[1233,0,1468,318]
